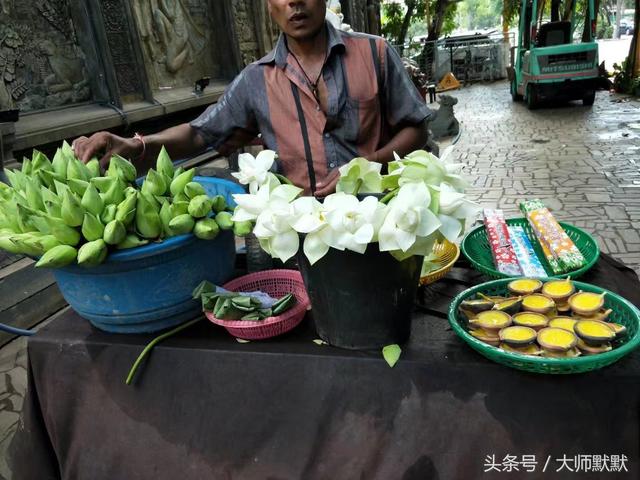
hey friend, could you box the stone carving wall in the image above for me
[0,0,91,113]
[132,0,221,90]
[233,0,278,67]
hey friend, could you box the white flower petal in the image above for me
[255,150,276,170]
[270,230,299,263]
[394,228,416,252]
[303,232,331,265]
[437,214,462,242]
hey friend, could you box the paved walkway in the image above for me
[449,80,640,275]
[0,81,639,479]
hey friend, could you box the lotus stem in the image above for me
[125,318,202,385]
[380,188,399,204]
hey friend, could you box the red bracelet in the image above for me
[132,133,146,161]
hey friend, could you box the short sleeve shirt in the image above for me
[190,21,432,196]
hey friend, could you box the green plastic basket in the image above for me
[461,217,599,279]
[448,278,640,374]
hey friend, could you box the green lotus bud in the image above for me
[4,169,18,190]
[109,154,137,182]
[35,244,77,268]
[30,234,62,252]
[156,146,174,178]
[159,202,175,237]
[115,192,137,226]
[21,158,32,175]
[10,233,46,256]
[68,178,89,197]
[82,212,105,242]
[67,158,91,182]
[135,193,161,238]
[173,192,189,203]
[16,203,38,233]
[169,168,195,197]
[100,204,117,224]
[41,187,62,218]
[44,217,81,246]
[211,195,228,213]
[61,140,75,162]
[233,220,253,237]
[0,235,22,254]
[101,179,126,206]
[51,148,68,179]
[168,213,195,235]
[81,184,104,217]
[77,239,108,267]
[124,186,138,198]
[187,195,213,218]
[140,191,160,212]
[155,195,169,207]
[6,169,27,192]
[0,181,13,201]
[61,190,84,227]
[103,219,126,245]
[172,200,189,216]
[53,179,69,197]
[86,158,101,178]
[90,176,116,194]
[142,169,167,196]
[116,234,149,250]
[173,166,185,179]
[25,178,45,211]
[215,211,234,230]
[184,182,206,199]
[38,169,65,190]
[193,218,220,240]
[32,150,53,172]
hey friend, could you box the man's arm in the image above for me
[72,123,207,170]
[367,119,429,164]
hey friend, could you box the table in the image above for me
[9,254,640,479]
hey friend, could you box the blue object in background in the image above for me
[52,177,244,333]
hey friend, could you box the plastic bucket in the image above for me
[297,244,422,349]
[52,177,244,333]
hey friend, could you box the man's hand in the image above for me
[72,132,143,167]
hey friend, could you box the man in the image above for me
[73,0,431,197]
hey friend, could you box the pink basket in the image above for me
[204,269,310,340]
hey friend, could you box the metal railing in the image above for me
[392,32,516,84]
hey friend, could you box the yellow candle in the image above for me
[570,292,604,313]
[473,310,511,329]
[513,312,548,328]
[548,317,578,332]
[499,326,536,342]
[537,327,577,351]
[522,294,555,311]
[508,278,543,295]
[542,279,574,298]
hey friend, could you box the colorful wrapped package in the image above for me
[483,209,522,276]
[519,199,586,274]
[507,226,548,277]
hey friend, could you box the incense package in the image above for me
[483,209,522,276]
[508,226,548,277]
[519,199,586,274]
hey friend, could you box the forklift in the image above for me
[508,0,599,108]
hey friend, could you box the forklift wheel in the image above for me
[526,84,538,110]
[583,90,595,106]
[511,80,522,101]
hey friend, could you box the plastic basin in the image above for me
[52,176,244,333]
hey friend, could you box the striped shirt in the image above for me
[190,21,432,196]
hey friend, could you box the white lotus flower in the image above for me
[336,157,383,194]
[378,183,441,252]
[231,150,277,193]
[324,193,383,254]
[232,183,302,222]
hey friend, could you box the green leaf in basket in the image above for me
[272,293,296,315]
[235,338,251,343]
[192,280,215,299]
[382,344,401,368]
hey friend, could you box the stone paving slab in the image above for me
[451,81,640,276]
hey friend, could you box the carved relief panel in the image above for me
[0,0,93,113]
[131,0,222,90]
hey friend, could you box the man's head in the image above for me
[267,0,326,42]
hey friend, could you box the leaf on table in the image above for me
[382,344,401,368]
[235,338,251,343]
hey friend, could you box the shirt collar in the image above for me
[258,21,346,68]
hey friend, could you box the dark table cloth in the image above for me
[9,254,640,480]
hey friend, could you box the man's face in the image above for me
[267,0,326,41]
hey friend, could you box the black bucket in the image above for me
[297,244,422,350]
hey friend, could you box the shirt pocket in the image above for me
[340,95,380,145]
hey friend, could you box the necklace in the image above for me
[289,49,327,100]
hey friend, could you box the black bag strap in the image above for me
[290,82,316,194]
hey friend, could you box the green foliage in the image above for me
[381,0,460,43]
[381,2,405,43]
[613,60,640,94]
[456,0,503,30]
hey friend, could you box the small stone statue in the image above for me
[428,94,460,140]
